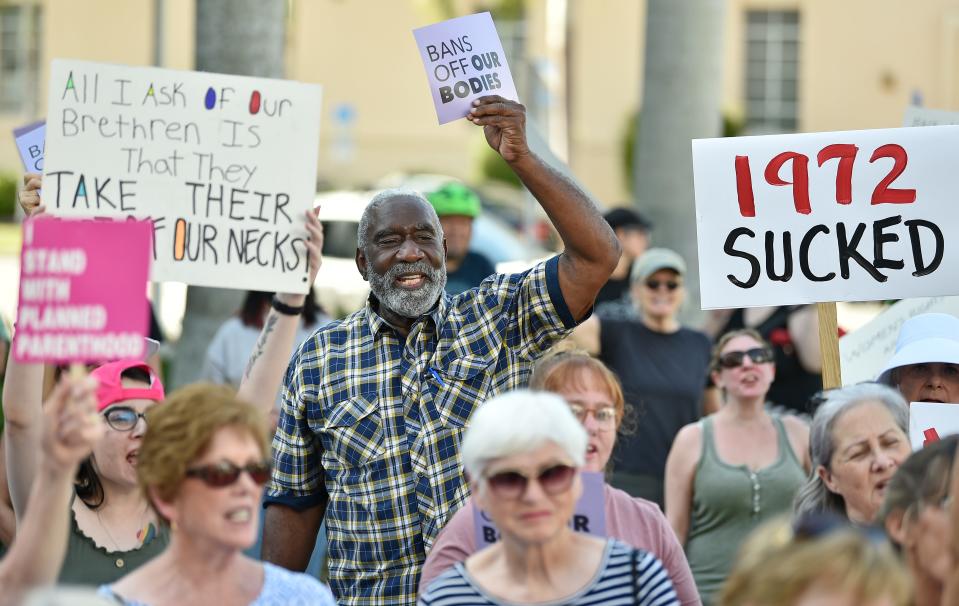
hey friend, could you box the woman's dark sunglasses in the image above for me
[185,460,272,488]
[103,406,148,432]
[485,464,576,500]
[644,279,680,291]
[719,347,775,369]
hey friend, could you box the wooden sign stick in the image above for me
[817,302,842,389]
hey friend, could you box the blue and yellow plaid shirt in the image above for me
[266,256,577,606]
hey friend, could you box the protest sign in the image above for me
[13,121,45,172]
[839,297,959,385]
[14,218,152,363]
[473,471,606,546]
[42,60,322,292]
[909,402,959,450]
[903,106,959,127]
[692,126,959,309]
[413,12,519,125]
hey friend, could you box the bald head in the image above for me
[357,189,443,253]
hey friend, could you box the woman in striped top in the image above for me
[418,390,678,606]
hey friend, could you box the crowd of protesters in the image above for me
[3,94,959,606]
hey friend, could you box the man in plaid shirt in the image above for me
[261,96,620,605]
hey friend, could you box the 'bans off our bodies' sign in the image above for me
[15,218,152,363]
[413,12,519,125]
[693,126,959,309]
[43,60,322,292]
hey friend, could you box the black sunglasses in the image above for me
[644,279,680,291]
[719,347,775,369]
[185,460,272,488]
[103,406,148,432]
[485,464,576,500]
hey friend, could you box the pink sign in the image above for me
[14,218,152,363]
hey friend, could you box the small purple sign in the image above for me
[473,471,606,546]
[13,120,45,172]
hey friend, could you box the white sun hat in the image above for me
[876,313,959,385]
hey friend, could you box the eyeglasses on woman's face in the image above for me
[644,279,680,292]
[103,406,149,432]
[567,403,617,430]
[719,347,775,369]
[484,463,577,500]
[185,460,272,488]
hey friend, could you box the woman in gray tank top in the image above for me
[664,329,811,605]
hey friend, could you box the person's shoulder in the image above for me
[418,563,475,604]
[259,562,336,605]
[605,484,664,518]
[678,325,712,346]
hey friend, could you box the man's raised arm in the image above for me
[467,96,620,321]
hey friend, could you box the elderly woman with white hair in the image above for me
[418,391,678,606]
[794,383,911,525]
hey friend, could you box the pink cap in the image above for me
[91,360,165,412]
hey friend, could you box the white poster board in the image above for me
[692,126,959,309]
[43,60,322,292]
[413,12,519,125]
[903,106,959,127]
[839,297,959,385]
[909,402,959,450]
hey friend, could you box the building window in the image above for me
[745,10,799,133]
[0,3,42,114]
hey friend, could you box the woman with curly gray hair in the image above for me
[794,382,910,524]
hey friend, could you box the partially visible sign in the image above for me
[13,120,45,172]
[903,106,959,127]
[839,297,959,385]
[693,126,959,309]
[473,471,606,546]
[909,402,959,450]
[14,218,152,363]
[413,12,519,125]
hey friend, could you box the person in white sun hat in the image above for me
[877,312,959,405]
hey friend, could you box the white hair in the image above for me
[461,390,587,480]
[356,188,442,252]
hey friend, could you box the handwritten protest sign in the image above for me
[903,106,959,127]
[14,218,152,363]
[14,121,45,172]
[839,297,959,385]
[42,60,322,292]
[692,126,959,309]
[413,12,518,124]
[473,471,606,546]
[909,402,959,450]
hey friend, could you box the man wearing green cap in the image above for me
[425,182,496,294]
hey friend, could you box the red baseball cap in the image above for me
[91,360,165,412]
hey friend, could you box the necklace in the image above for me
[94,505,153,552]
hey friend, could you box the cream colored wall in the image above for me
[723,0,959,132]
[0,0,193,174]
[286,0,486,189]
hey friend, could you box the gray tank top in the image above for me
[684,414,807,606]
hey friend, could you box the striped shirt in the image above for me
[267,257,577,606]
[418,539,679,606]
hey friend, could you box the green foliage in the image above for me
[0,173,17,221]
[487,0,525,21]
[477,145,522,188]
[620,111,745,193]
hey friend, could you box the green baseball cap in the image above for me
[426,182,481,218]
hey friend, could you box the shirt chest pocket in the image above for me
[433,353,496,428]
[321,394,386,469]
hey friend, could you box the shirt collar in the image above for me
[364,292,449,337]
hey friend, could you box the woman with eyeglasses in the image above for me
[794,382,910,525]
[419,350,699,604]
[570,247,716,508]
[98,384,334,605]
[664,328,810,606]
[418,390,679,606]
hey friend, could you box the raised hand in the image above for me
[41,374,103,473]
[18,173,45,217]
[467,96,530,164]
